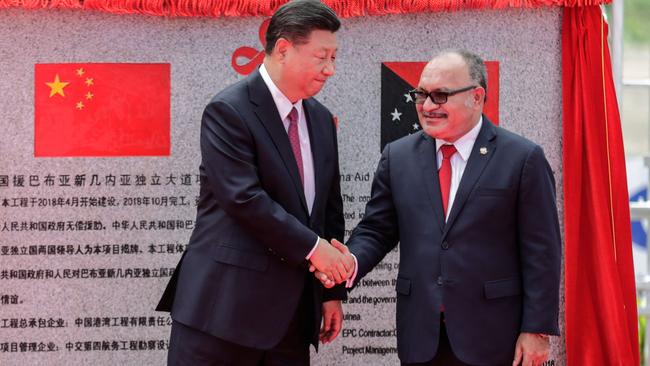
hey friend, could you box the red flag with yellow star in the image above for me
[34,63,170,157]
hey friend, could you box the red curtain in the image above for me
[562,5,639,365]
[0,0,611,17]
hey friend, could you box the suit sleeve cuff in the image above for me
[305,236,321,260]
[345,254,358,288]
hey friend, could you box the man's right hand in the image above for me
[512,332,550,366]
[309,238,354,284]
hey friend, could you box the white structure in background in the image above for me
[628,157,648,275]
[628,157,648,366]
[612,0,650,362]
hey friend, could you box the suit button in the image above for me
[441,241,449,250]
[437,276,443,286]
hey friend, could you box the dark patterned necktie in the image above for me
[287,107,304,185]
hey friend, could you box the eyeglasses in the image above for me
[408,85,478,105]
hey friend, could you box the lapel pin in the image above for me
[480,147,488,155]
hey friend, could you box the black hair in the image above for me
[265,0,340,55]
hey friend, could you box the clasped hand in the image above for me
[308,239,354,288]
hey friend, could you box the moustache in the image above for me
[422,111,448,118]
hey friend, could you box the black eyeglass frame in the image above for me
[408,85,478,105]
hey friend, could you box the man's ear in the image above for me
[274,38,291,60]
[475,87,486,105]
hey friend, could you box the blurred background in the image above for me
[605,0,650,363]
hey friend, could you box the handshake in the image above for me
[308,238,355,289]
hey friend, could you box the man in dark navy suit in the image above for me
[156,1,354,364]
[318,50,561,366]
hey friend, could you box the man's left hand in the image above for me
[512,332,550,366]
[320,300,343,344]
[312,268,336,288]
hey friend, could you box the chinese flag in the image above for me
[34,63,170,157]
[380,61,499,152]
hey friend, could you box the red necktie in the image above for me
[287,107,304,185]
[438,144,457,217]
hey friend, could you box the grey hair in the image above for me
[435,49,488,102]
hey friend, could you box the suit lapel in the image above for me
[303,99,325,219]
[417,133,445,232]
[248,70,309,214]
[442,118,497,239]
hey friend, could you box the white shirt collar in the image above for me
[436,116,483,161]
[259,64,303,121]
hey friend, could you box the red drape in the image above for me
[0,0,611,17]
[562,5,638,365]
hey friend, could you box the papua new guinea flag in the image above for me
[380,61,499,152]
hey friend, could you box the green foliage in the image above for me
[604,0,650,44]
[624,0,650,44]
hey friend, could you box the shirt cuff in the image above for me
[345,254,358,288]
[305,236,321,260]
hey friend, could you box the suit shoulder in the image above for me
[493,125,541,153]
[304,97,332,117]
[385,132,426,152]
[207,76,250,106]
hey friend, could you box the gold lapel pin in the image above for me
[480,147,488,155]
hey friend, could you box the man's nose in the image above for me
[322,60,335,76]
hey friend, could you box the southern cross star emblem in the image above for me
[391,108,402,122]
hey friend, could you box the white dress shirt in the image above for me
[435,117,483,220]
[259,65,320,257]
[259,64,316,213]
[347,117,483,287]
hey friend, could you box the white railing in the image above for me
[631,201,650,221]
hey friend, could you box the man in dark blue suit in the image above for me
[156,1,354,364]
[319,50,561,366]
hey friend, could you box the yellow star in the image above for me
[76,101,84,110]
[85,78,94,86]
[45,74,69,98]
[85,92,94,100]
[76,68,85,76]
